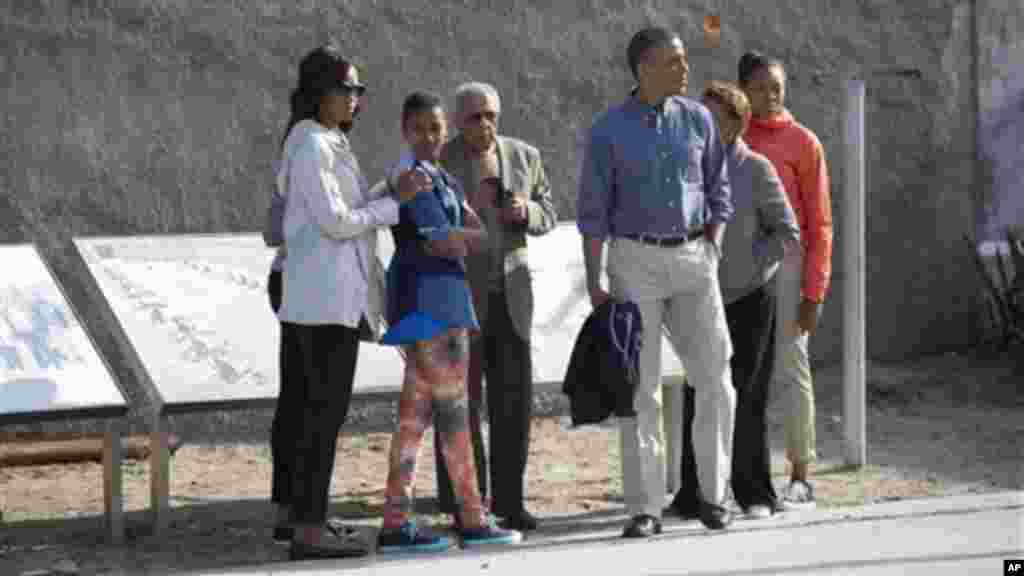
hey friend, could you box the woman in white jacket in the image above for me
[273,43,428,560]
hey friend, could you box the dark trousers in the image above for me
[279,319,360,524]
[673,283,777,510]
[433,335,488,513]
[484,290,533,515]
[436,291,533,515]
[268,270,295,505]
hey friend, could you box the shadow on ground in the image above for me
[0,495,642,575]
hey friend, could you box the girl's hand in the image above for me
[424,230,468,259]
[395,168,432,202]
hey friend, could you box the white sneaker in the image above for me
[745,504,773,519]
[779,480,816,510]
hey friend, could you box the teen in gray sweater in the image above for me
[670,81,800,520]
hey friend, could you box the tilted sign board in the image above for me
[0,244,125,421]
[74,234,406,411]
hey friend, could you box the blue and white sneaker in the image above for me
[460,515,523,548]
[377,519,453,554]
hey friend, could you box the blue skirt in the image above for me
[381,263,479,346]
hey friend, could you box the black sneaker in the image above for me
[377,520,453,554]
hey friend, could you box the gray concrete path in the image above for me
[188,491,1023,576]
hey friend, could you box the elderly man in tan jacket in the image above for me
[432,81,557,531]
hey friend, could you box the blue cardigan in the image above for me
[381,163,479,345]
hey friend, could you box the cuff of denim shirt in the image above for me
[577,220,609,240]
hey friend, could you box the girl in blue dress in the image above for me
[377,91,522,553]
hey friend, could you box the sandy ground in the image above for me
[0,351,1020,575]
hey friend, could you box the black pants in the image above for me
[433,335,488,513]
[673,283,777,510]
[271,309,359,523]
[484,290,534,515]
[268,270,295,506]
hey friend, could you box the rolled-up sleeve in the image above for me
[576,124,613,239]
[263,190,287,247]
[701,107,733,226]
[291,141,399,240]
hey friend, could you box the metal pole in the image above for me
[841,71,867,467]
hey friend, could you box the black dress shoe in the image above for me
[664,499,701,520]
[274,524,293,543]
[621,514,662,538]
[499,509,539,531]
[698,501,733,531]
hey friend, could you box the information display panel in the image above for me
[75,234,406,410]
[0,244,125,421]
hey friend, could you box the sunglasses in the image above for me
[332,82,367,97]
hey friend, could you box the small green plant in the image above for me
[966,228,1024,350]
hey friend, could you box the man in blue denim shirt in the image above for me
[577,27,736,537]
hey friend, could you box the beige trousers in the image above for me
[774,248,817,464]
[607,237,736,517]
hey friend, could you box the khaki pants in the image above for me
[607,237,735,517]
[774,249,816,465]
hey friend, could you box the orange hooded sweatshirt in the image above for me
[746,110,833,303]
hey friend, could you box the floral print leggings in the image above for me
[382,328,486,530]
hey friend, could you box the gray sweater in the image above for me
[719,139,801,305]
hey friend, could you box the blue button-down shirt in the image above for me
[577,96,732,239]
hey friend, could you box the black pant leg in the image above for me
[727,285,778,509]
[271,322,306,504]
[671,383,701,509]
[268,271,297,505]
[288,323,359,524]
[434,335,488,512]
[484,290,533,516]
[747,285,779,507]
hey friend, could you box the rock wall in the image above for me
[0,1,1013,394]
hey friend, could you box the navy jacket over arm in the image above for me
[562,299,643,426]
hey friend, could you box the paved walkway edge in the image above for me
[184,491,1024,576]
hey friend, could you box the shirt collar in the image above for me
[305,120,348,149]
[624,94,674,114]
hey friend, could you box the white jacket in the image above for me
[277,119,398,330]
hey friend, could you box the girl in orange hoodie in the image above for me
[739,51,833,509]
